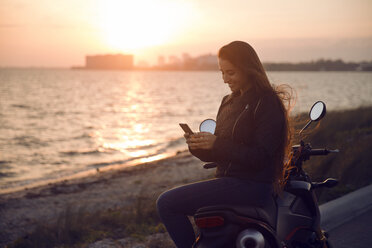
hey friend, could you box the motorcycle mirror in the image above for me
[310,101,326,121]
[199,119,216,134]
[300,101,326,134]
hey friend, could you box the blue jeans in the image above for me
[156,177,274,248]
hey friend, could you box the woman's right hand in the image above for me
[184,132,217,150]
[184,132,215,162]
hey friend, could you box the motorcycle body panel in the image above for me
[194,206,280,248]
[194,180,325,248]
[276,182,323,247]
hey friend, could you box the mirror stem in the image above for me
[299,120,312,134]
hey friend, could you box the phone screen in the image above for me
[179,123,194,134]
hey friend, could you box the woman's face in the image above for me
[218,58,251,94]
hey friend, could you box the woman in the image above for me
[157,41,291,248]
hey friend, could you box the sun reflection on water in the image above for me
[94,121,156,160]
[102,138,155,152]
[136,154,168,164]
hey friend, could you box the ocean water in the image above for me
[0,69,371,192]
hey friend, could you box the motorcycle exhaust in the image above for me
[236,229,265,248]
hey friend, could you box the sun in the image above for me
[97,0,194,52]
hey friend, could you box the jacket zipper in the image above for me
[224,103,250,176]
[223,98,262,176]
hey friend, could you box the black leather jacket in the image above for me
[190,88,285,183]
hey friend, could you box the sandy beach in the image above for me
[0,151,213,246]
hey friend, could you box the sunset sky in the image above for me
[0,0,371,67]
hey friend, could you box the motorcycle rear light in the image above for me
[195,216,225,228]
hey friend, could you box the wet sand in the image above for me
[0,151,212,246]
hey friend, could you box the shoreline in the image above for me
[0,150,212,246]
[0,151,177,195]
[0,149,200,199]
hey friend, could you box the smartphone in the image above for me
[179,123,194,134]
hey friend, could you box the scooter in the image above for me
[193,101,339,248]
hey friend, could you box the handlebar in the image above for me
[309,148,340,156]
[291,143,339,169]
[289,140,339,180]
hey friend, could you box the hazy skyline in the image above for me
[1,0,371,67]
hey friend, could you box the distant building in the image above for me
[85,54,133,70]
[157,56,166,67]
[195,54,218,70]
[168,55,181,65]
[356,63,372,71]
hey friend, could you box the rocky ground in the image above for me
[0,151,212,247]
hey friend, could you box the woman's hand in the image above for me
[184,132,217,150]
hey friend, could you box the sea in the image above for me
[1,69,372,193]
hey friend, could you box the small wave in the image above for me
[13,135,47,147]
[11,104,32,109]
[0,161,15,178]
[54,111,65,116]
[0,171,16,178]
[154,137,185,153]
[87,151,164,169]
[123,138,184,155]
[125,143,158,151]
[165,137,184,149]
[72,133,92,140]
[88,158,134,168]
[60,149,103,156]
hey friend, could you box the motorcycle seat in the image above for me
[196,205,276,229]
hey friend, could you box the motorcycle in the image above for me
[193,101,339,248]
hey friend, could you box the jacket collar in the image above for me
[222,87,257,107]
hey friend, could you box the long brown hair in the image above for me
[218,41,294,190]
